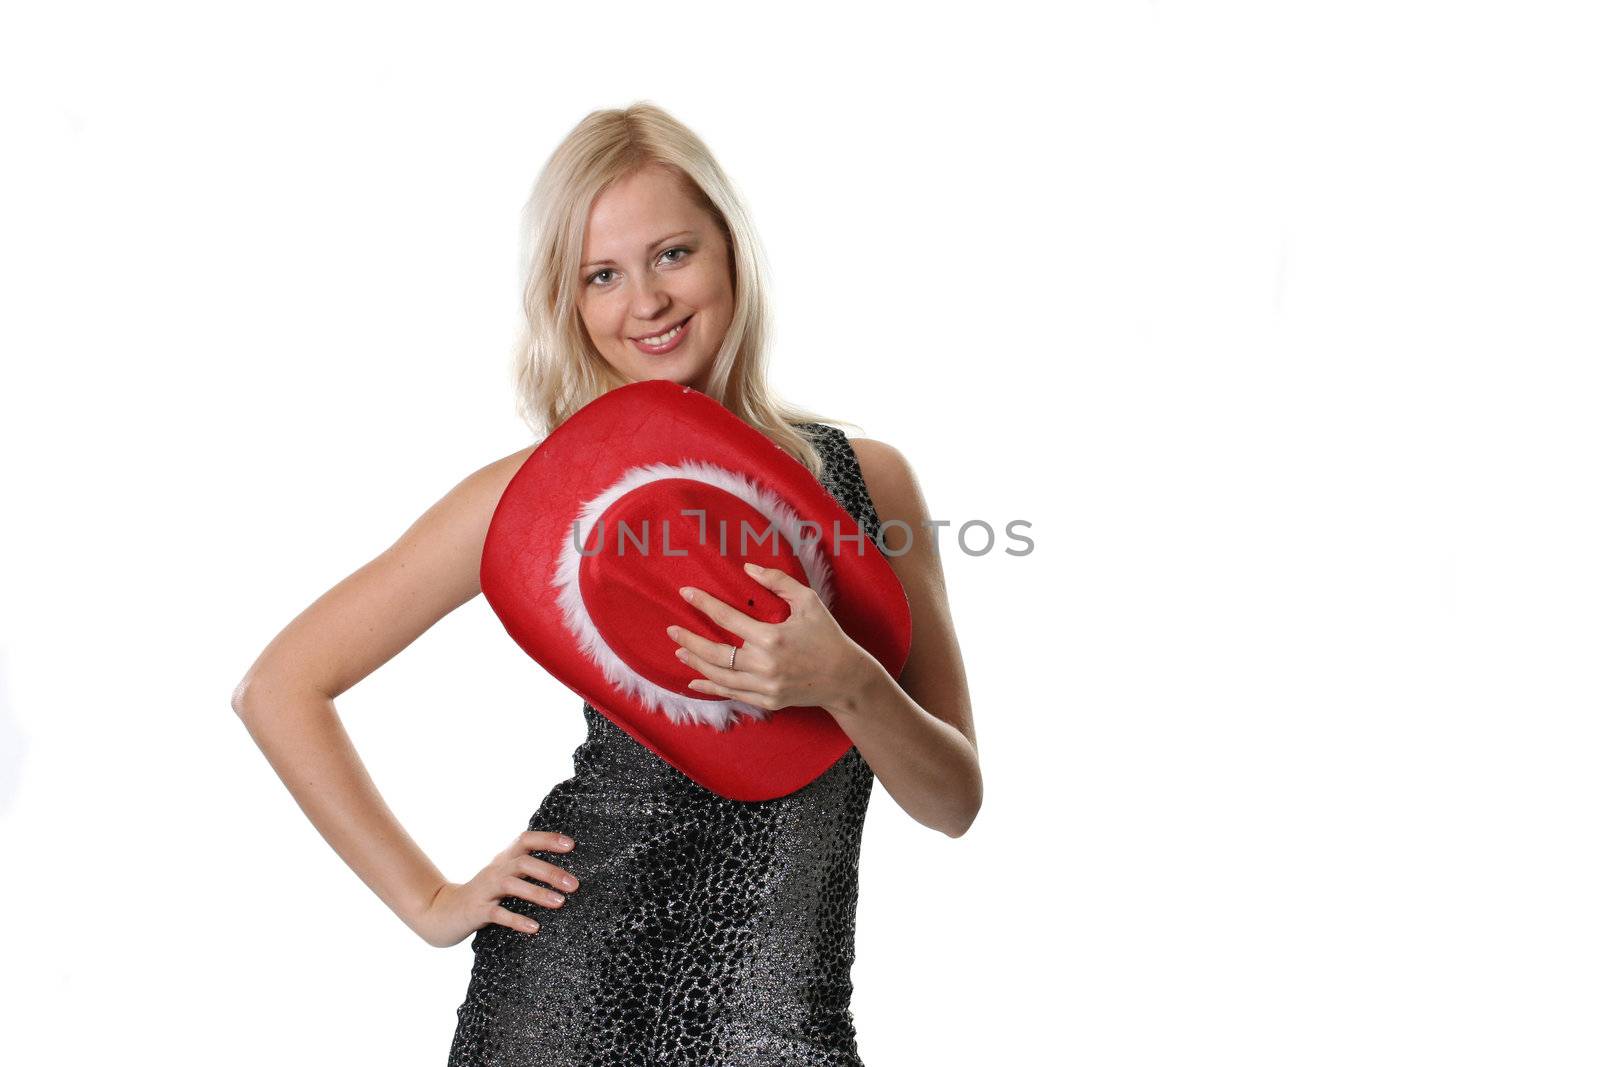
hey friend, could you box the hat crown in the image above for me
[552,459,836,732]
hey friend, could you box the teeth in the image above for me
[639,321,684,346]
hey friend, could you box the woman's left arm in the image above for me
[828,437,981,837]
[670,437,980,836]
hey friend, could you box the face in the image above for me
[577,165,735,395]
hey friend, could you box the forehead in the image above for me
[583,167,708,252]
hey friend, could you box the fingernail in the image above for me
[679,587,693,599]
[674,648,686,660]
[559,836,574,848]
[666,625,678,637]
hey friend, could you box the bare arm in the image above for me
[830,437,982,836]
[230,443,573,943]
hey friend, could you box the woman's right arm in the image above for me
[230,444,579,947]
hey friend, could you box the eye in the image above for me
[586,268,616,286]
[660,246,691,265]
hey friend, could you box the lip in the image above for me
[630,314,693,355]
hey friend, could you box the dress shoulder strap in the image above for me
[794,422,885,544]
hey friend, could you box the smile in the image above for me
[631,314,692,354]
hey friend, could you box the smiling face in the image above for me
[577,165,735,395]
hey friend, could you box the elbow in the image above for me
[935,735,982,838]
[232,668,333,723]
[942,802,981,839]
[230,674,256,719]
[940,776,984,839]
[231,670,278,721]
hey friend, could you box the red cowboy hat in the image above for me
[479,379,912,802]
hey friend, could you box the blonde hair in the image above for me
[507,101,856,479]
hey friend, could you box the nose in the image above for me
[629,276,673,321]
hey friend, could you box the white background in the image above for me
[3,2,1597,1064]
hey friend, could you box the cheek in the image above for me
[686,261,733,310]
[578,296,616,338]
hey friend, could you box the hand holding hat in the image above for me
[668,560,876,715]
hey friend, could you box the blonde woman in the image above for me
[232,101,981,1066]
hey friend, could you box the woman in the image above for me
[232,101,981,1066]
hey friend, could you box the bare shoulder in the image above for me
[412,442,540,594]
[450,442,539,528]
[345,438,542,623]
[846,437,925,526]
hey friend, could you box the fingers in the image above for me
[674,641,766,693]
[514,855,580,893]
[515,829,574,854]
[498,871,570,910]
[667,624,760,674]
[487,828,579,930]
[678,585,772,642]
[685,672,782,710]
[668,620,784,708]
[489,903,543,936]
[741,561,812,605]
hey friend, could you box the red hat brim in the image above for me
[479,380,912,801]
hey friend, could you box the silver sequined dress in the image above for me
[447,423,885,1067]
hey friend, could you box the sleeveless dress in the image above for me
[447,423,885,1067]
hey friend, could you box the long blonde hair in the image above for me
[507,101,855,478]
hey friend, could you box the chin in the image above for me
[629,368,685,384]
[627,361,710,390]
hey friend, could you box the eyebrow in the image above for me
[581,231,695,271]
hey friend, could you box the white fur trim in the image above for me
[551,459,836,731]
